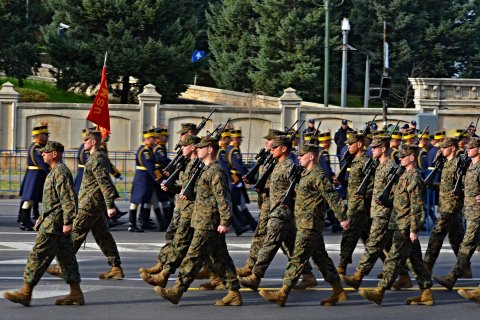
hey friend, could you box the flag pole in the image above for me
[103,52,108,67]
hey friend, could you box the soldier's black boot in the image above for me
[128,209,144,233]
[19,208,34,231]
[32,202,40,220]
[140,207,156,230]
[16,201,23,223]
[241,208,258,231]
[231,215,249,236]
[112,204,127,221]
[162,205,173,228]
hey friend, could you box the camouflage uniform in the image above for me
[339,153,373,267]
[24,161,80,286]
[72,148,121,267]
[424,155,464,270]
[175,161,240,292]
[251,157,296,278]
[356,158,396,275]
[448,159,480,278]
[282,165,347,288]
[378,167,432,290]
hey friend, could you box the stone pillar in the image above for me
[0,82,19,150]
[138,84,162,142]
[279,87,302,132]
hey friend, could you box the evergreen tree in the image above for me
[0,0,40,86]
[206,0,258,92]
[42,0,197,103]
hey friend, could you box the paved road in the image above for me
[0,200,479,320]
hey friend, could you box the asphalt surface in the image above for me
[0,199,479,320]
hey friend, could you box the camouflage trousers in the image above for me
[424,212,465,270]
[283,229,340,289]
[356,216,392,275]
[176,229,239,292]
[450,217,480,277]
[24,232,81,286]
[339,213,371,266]
[72,209,121,267]
[378,229,432,290]
[158,207,181,264]
[245,202,269,268]
[162,217,194,274]
[252,217,314,278]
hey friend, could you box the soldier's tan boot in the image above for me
[47,265,62,278]
[432,273,456,291]
[154,285,183,305]
[392,273,413,290]
[236,265,253,277]
[99,266,125,280]
[293,272,317,289]
[342,270,364,290]
[3,283,33,307]
[336,263,347,276]
[359,287,385,305]
[458,287,480,304]
[194,266,211,279]
[462,266,473,279]
[138,261,163,274]
[214,290,242,306]
[405,288,435,306]
[140,270,170,287]
[376,272,384,279]
[239,273,260,291]
[199,276,226,290]
[321,282,348,306]
[55,282,85,305]
[259,285,290,307]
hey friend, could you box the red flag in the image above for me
[87,65,110,137]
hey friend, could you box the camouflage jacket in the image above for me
[38,162,78,235]
[370,158,396,219]
[347,154,372,217]
[174,159,195,219]
[78,149,118,212]
[463,161,480,220]
[191,162,232,230]
[257,163,271,208]
[269,157,294,221]
[389,168,425,233]
[294,165,347,229]
[438,157,464,214]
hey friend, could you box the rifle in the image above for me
[244,148,269,183]
[254,121,305,193]
[452,120,478,196]
[309,121,322,143]
[282,164,304,208]
[165,109,217,174]
[424,149,445,187]
[377,125,429,205]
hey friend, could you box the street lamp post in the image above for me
[340,17,350,108]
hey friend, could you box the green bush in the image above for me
[16,87,49,102]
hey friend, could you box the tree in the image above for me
[0,0,40,86]
[42,0,197,103]
[206,0,258,92]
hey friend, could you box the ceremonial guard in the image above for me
[18,124,50,231]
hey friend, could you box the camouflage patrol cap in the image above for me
[397,144,419,158]
[84,128,102,141]
[40,141,64,153]
[346,132,365,145]
[195,136,219,148]
[263,129,285,140]
[271,135,291,148]
[466,137,480,149]
[177,123,196,134]
[181,135,201,147]
[438,137,458,149]
[296,144,319,156]
[370,136,390,148]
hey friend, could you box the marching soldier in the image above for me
[3,141,84,307]
[258,144,349,307]
[128,129,163,232]
[423,137,468,276]
[18,124,50,231]
[434,137,480,291]
[155,136,242,306]
[335,133,373,276]
[359,144,434,306]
